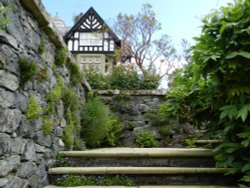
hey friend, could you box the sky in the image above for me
[41,0,234,49]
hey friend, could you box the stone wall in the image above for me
[97,90,199,148]
[0,0,87,187]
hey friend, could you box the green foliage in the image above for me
[55,48,67,66]
[62,123,75,147]
[19,58,38,88]
[73,139,86,151]
[84,65,160,90]
[0,6,10,30]
[37,66,48,82]
[45,83,63,115]
[81,96,123,148]
[42,116,53,135]
[185,138,197,148]
[25,96,42,121]
[38,34,46,55]
[135,129,158,148]
[83,67,111,90]
[81,97,110,148]
[105,115,123,146]
[56,175,134,186]
[159,0,250,186]
[66,61,83,86]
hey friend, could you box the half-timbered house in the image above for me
[64,7,122,74]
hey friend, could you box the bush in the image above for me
[19,58,38,88]
[42,116,53,135]
[55,47,67,66]
[108,66,140,89]
[84,65,160,90]
[105,115,123,146]
[25,95,42,121]
[159,1,250,186]
[135,129,158,148]
[81,97,110,148]
[66,61,83,86]
[83,68,109,89]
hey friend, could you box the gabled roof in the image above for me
[64,7,120,46]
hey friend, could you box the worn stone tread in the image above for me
[48,167,229,175]
[44,185,237,188]
[59,148,213,158]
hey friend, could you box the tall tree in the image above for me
[113,4,177,79]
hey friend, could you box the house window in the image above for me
[110,40,114,51]
[79,32,102,46]
[105,65,109,73]
[80,57,101,64]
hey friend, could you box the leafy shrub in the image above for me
[42,116,53,135]
[19,58,38,88]
[56,175,134,186]
[108,66,141,89]
[159,1,250,186]
[135,129,158,148]
[81,97,110,148]
[83,68,109,89]
[66,61,83,86]
[38,34,45,55]
[73,139,86,151]
[84,65,160,90]
[105,115,123,146]
[62,87,78,114]
[55,47,67,66]
[25,96,42,121]
[63,123,75,147]
[139,71,160,89]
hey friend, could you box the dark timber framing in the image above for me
[64,7,121,54]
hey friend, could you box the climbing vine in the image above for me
[160,1,250,186]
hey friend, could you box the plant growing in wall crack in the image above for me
[38,34,46,55]
[0,6,10,30]
[42,116,53,135]
[135,129,158,148]
[25,95,42,121]
[19,58,38,88]
[55,47,68,66]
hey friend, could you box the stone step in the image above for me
[59,148,214,158]
[48,167,238,185]
[49,167,229,175]
[56,148,215,167]
[45,185,237,188]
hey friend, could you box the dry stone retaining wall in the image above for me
[97,90,199,147]
[0,0,86,187]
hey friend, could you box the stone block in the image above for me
[0,88,15,108]
[14,92,28,113]
[0,178,8,187]
[36,131,52,147]
[0,108,22,133]
[0,133,11,156]
[17,162,37,178]
[0,155,20,177]
[0,70,19,91]
[11,137,26,155]
[4,176,27,188]
[22,140,36,161]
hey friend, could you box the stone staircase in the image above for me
[45,147,239,188]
